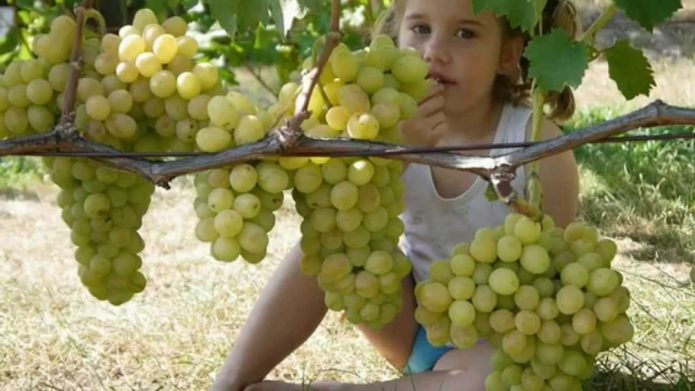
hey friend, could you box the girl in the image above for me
[213,0,579,390]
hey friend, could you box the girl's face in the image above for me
[397,0,522,115]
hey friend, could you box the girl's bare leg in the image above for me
[244,342,494,391]
[212,244,328,391]
[212,245,421,391]
[356,274,418,370]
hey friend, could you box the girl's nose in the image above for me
[423,37,451,64]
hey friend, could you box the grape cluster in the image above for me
[49,157,153,305]
[415,214,633,390]
[73,9,220,152]
[0,15,78,138]
[191,88,291,263]
[286,35,429,328]
[0,9,231,304]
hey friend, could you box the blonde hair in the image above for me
[374,0,579,121]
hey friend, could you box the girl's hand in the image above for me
[400,82,447,147]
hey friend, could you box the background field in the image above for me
[1,3,694,390]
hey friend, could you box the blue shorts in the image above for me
[404,326,454,374]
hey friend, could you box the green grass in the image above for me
[564,107,695,263]
[565,107,695,390]
[0,157,46,198]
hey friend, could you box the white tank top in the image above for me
[401,103,532,283]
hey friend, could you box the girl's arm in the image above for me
[534,119,580,228]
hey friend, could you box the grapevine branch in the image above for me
[1,0,694,196]
[1,100,694,188]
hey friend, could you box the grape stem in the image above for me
[243,63,279,99]
[580,5,618,47]
[84,8,107,37]
[295,0,341,116]
[1,101,694,190]
[526,88,546,213]
[58,0,94,135]
[310,37,335,110]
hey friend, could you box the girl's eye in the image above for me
[456,29,475,39]
[410,24,430,34]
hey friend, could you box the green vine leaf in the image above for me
[613,0,682,31]
[236,0,269,31]
[604,40,655,100]
[209,0,269,38]
[145,0,169,18]
[268,0,286,37]
[209,0,238,38]
[472,0,538,32]
[525,29,589,92]
[269,0,311,38]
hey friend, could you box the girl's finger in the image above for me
[431,121,448,141]
[420,82,444,103]
[417,94,445,117]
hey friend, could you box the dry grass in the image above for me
[575,58,695,112]
[0,181,399,390]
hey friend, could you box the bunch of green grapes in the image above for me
[48,157,153,305]
[292,156,413,329]
[69,9,217,304]
[1,9,227,305]
[0,14,77,138]
[414,214,633,390]
[190,72,301,262]
[72,9,220,152]
[192,91,290,263]
[284,35,429,328]
[300,35,424,142]
[0,12,156,305]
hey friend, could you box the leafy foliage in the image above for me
[613,0,682,31]
[472,0,539,33]
[0,0,385,91]
[0,0,684,103]
[564,109,695,262]
[525,29,590,92]
[604,40,656,100]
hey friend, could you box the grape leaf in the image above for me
[209,0,270,38]
[604,40,655,100]
[472,0,538,32]
[269,0,310,37]
[614,0,682,31]
[298,0,324,14]
[209,0,238,38]
[268,0,286,37]
[145,0,169,18]
[236,0,269,31]
[525,29,589,92]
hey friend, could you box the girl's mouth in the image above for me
[427,72,456,85]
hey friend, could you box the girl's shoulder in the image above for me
[489,103,534,154]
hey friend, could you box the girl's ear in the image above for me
[498,36,525,81]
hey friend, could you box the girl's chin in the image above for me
[441,87,468,105]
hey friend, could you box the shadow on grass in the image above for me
[588,356,695,391]
[0,157,45,201]
[0,187,40,201]
[580,10,695,60]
